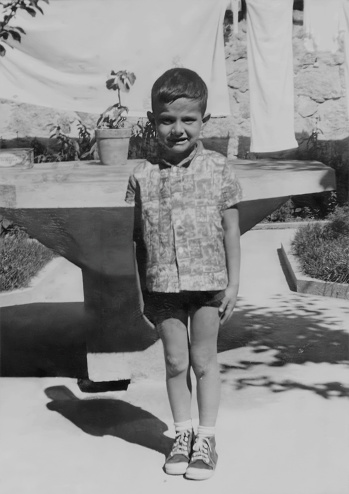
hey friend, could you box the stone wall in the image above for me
[221,9,348,158]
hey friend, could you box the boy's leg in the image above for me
[159,316,194,475]
[185,305,220,480]
[158,316,192,423]
[144,291,192,422]
[189,306,221,427]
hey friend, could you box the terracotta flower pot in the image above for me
[95,128,132,166]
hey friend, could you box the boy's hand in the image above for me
[218,285,238,324]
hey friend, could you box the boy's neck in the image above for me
[158,141,202,167]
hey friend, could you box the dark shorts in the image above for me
[143,290,225,326]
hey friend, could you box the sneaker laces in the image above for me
[171,430,191,456]
[191,437,211,463]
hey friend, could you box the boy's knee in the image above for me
[190,350,216,379]
[164,352,189,377]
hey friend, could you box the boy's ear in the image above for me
[147,111,156,127]
[202,113,211,125]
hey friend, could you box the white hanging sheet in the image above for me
[0,0,229,117]
[303,0,349,121]
[303,0,346,53]
[343,1,349,121]
[245,0,298,153]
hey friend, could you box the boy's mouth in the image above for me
[169,137,188,145]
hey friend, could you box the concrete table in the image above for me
[0,158,336,383]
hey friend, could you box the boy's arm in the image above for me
[219,205,240,324]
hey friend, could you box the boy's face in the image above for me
[148,98,210,163]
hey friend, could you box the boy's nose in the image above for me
[172,121,183,135]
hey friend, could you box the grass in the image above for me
[0,229,56,292]
[291,206,349,285]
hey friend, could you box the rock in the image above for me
[296,95,318,118]
[227,58,248,93]
[202,117,230,138]
[316,99,348,140]
[225,39,247,61]
[237,91,250,120]
[294,113,317,139]
[294,65,344,103]
[294,51,318,69]
[319,50,345,67]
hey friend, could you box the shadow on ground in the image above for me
[233,376,349,399]
[45,385,172,457]
[0,301,158,377]
[218,293,349,364]
[218,293,349,398]
[1,292,348,399]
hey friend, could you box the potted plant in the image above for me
[95,69,136,166]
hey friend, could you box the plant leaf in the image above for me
[118,71,136,92]
[29,0,44,9]
[106,76,119,91]
[127,71,136,85]
[9,30,21,42]
[25,7,37,17]
[28,0,44,14]
[12,26,26,34]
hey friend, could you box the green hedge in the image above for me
[0,230,55,292]
[291,206,349,284]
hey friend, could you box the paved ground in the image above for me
[1,229,349,494]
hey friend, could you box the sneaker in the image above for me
[185,435,218,480]
[164,429,193,475]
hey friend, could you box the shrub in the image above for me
[31,121,94,162]
[128,118,157,160]
[0,230,55,291]
[264,191,338,223]
[291,206,349,284]
[264,199,295,223]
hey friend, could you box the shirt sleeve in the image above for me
[125,174,137,205]
[220,161,243,211]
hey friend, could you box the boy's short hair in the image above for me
[151,68,208,115]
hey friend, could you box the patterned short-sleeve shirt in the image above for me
[125,142,243,293]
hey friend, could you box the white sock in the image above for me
[174,419,193,433]
[197,425,215,438]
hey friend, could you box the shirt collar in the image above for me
[158,141,203,168]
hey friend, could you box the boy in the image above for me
[125,68,242,480]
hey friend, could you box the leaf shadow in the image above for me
[218,293,349,395]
